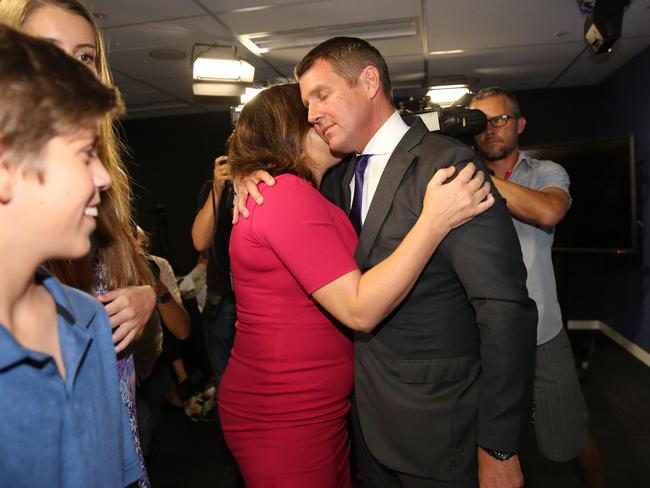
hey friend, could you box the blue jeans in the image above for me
[203,295,236,396]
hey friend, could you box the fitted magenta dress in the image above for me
[219,174,358,488]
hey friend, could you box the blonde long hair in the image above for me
[0,0,152,290]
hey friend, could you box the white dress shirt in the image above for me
[350,111,410,225]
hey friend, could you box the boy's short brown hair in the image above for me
[0,24,123,170]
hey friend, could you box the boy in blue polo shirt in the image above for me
[0,25,141,487]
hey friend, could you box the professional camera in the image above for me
[398,95,487,145]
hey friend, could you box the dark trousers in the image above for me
[136,356,172,459]
[351,399,478,488]
[203,294,242,487]
[203,294,236,395]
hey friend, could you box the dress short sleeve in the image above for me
[249,174,358,294]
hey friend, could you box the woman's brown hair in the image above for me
[228,83,315,186]
[0,0,152,291]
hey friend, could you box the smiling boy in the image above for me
[0,25,141,487]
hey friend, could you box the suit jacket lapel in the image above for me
[355,120,429,266]
[341,156,356,214]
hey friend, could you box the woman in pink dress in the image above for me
[218,83,493,487]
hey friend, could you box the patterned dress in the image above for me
[94,257,150,488]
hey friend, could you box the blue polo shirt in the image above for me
[0,268,141,487]
[509,154,572,345]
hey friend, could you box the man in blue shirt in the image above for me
[470,87,604,488]
[0,25,140,487]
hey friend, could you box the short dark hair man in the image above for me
[295,37,537,488]
[470,87,604,488]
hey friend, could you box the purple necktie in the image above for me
[349,154,370,234]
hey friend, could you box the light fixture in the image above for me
[425,84,470,107]
[428,49,464,56]
[583,0,629,54]
[240,18,417,54]
[191,44,255,82]
[240,87,264,104]
[192,82,246,97]
[191,44,255,97]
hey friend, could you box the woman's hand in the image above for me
[97,285,156,353]
[232,170,275,223]
[423,163,495,231]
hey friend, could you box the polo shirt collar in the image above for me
[514,151,534,170]
[0,268,96,389]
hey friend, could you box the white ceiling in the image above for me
[85,0,650,119]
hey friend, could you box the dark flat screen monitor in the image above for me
[521,135,637,254]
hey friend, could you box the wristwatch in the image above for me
[156,291,172,305]
[480,446,515,462]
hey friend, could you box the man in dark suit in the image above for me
[294,37,538,488]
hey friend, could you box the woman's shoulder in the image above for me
[246,173,335,230]
[257,173,321,206]
[265,173,314,190]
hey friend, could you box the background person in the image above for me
[191,155,236,397]
[133,226,191,459]
[470,87,604,488]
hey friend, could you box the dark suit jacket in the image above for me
[320,119,537,481]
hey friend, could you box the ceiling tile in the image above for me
[219,0,420,35]
[555,36,650,87]
[424,0,584,52]
[109,48,192,82]
[620,0,650,38]
[87,0,205,28]
[103,16,230,52]
[427,43,579,87]
[200,0,328,14]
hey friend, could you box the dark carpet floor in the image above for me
[147,332,650,487]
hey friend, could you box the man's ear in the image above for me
[516,116,527,135]
[359,65,381,99]
[0,159,17,204]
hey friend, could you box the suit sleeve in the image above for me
[439,157,538,452]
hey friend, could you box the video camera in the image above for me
[398,96,487,145]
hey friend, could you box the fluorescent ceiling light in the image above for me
[426,85,470,107]
[193,58,255,82]
[192,44,255,82]
[192,82,246,97]
[241,18,417,53]
[429,49,465,56]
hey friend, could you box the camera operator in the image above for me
[469,87,603,488]
[191,155,241,486]
[191,155,235,392]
